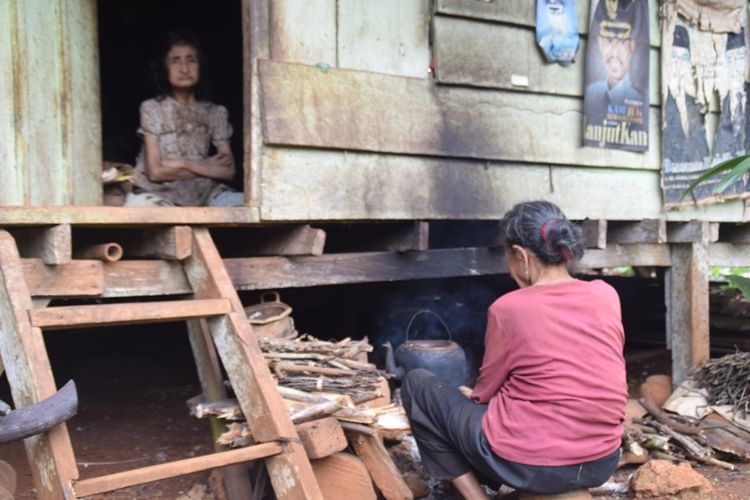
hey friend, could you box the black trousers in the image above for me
[401,369,619,495]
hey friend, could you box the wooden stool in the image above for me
[519,489,592,500]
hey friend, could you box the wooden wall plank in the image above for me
[270,0,336,65]
[259,148,664,221]
[62,0,101,205]
[579,244,671,268]
[434,0,661,46]
[338,0,430,78]
[433,16,660,106]
[23,259,103,297]
[259,60,661,170]
[0,206,259,225]
[709,243,750,267]
[16,0,67,205]
[0,0,22,205]
[608,220,667,244]
[101,260,192,298]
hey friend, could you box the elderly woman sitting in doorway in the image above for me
[127,29,243,207]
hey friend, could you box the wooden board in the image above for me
[348,432,413,500]
[270,0,336,65]
[311,453,377,500]
[22,259,103,297]
[337,0,430,78]
[0,0,22,204]
[224,248,506,290]
[296,417,347,459]
[434,0,661,46]
[0,206,258,225]
[121,226,193,260]
[607,220,667,244]
[577,244,671,269]
[29,298,231,330]
[11,225,72,264]
[433,16,661,106]
[260,60,661,170]
[259,148,665,221]
[212,225,326,256]
[101,260,192,298]
[709,243,750,267]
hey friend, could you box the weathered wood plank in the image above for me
[101,260,192,298]
[578,244,671,268]
[213,225,326,256]
[121,226,193,260]
[225,248,506,290]
[270,0,336,65]
[0,206,258,225]
[338,0,430,78]
[22,259,103,297]
[434,0,661,46]
[580,220,607,250]
[260,60,661,170]
[709,243,750,267]
[260,148,665,221]
[0,231,78,499]
[433,16,661,106]
[607,220,667,244]
[0,0,22,205]
[243,0,269,209]
[30,298,231,330]
[184,228,323,499]
[296,417,348,459]
[311,453,377,500]
[347,432,413,500]
[11,224,72,264]
[62,0,102,205]
[667,222,719,244]
[666,243,710,385]
[72,443,283,498]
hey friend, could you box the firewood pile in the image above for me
[189,334,420,499]
[622,353,750,473]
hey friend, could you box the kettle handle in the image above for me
[405,309,452,342]
[260,291,281,304]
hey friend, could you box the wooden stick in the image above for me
[640,396,702,436]
[290,398,343,424]
[277,385,328,404]
[275,362,357,377]
[340,421,379,437]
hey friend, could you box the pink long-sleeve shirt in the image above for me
[472,279,627,466]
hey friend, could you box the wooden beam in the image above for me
[10,224,72,264]
[718,223,750,243]
[101,260,192,298]
[311,453,377,500]
[259,60,661,171]
[579,244,670,268]
[666,243,710,385]
[0,206,258,226]
[224,248,506,290]
[607,220,667,244]
[0,231,78,499]
[709,243,750,267]
[213,224,326,256]
[296,417,348,459]
[72,443,283,498]
[22,259,103,297]
[667,222,719,244]
[122,226,193,260]
[347,432,413,500]
[29,298,231,330]
[580,220,607,249]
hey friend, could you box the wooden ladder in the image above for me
[0,227,323,499]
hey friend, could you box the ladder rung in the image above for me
[29,298,232,330]
[73,442,284,497]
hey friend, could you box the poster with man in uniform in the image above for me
[583,0,650,152]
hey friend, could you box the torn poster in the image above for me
[536,0,580,64]
[661,0,748,207]
[583,0,650,152]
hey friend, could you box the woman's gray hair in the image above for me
[501,201,584,264]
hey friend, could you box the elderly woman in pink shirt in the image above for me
[401,201,627,498]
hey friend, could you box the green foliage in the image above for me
[725,275,750,300]
[680,154,750,201]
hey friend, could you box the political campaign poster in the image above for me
[583,0,650,152]
[660,0,749,207]
[536,0,580,65]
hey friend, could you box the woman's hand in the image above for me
[458,385,474,398]
[184,144,235,182]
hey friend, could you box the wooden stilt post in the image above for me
[666,242,710,384]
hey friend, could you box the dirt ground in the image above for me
[2,342,750,499]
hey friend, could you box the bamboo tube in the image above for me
[75,242,123,262]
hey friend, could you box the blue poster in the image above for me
[536,0,580,65]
